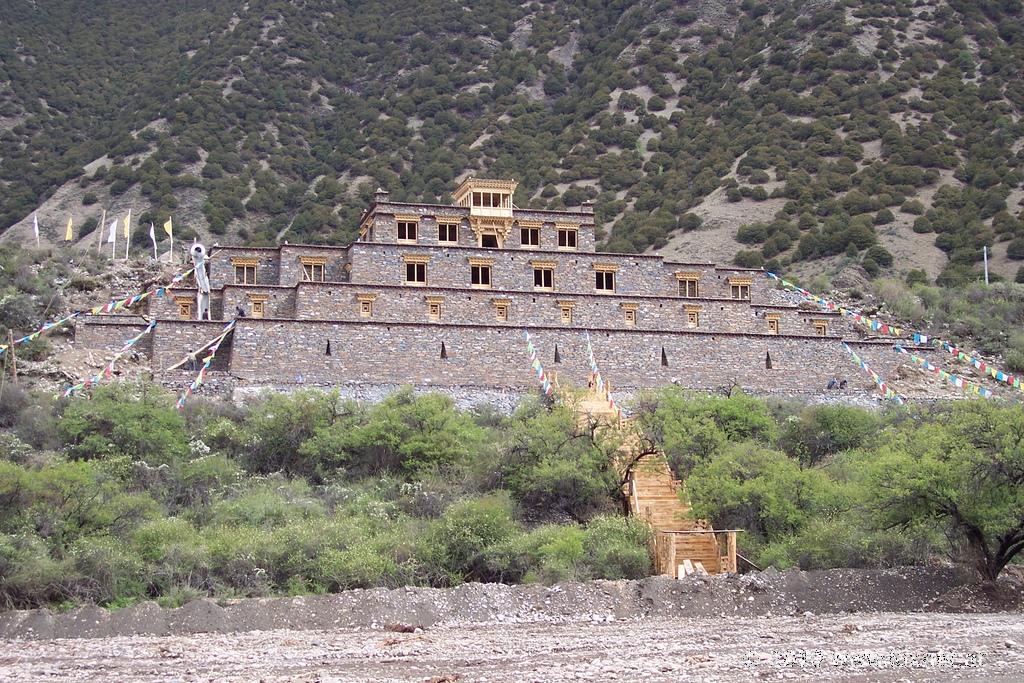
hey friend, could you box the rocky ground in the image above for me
[2,568,1023,681]
[3,611,1022,682]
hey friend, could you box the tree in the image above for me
[865,403,1024,581]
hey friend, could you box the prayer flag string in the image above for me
[767,272,1020,393]
[584,331,622,418]
[893,344,994,399]
[842,342,905,405]
[175,319,237,411]
[523,330,554,396]
[63,319,158,397]
[0,267,195,357]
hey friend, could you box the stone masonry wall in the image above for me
[150,321,236,372]
[221,286,296,319]
[74,319,153,357]
[370,202,596,251]
[212,319,916,394]
[350,243,694,297]
[208,247,281,288]
[293,282,819,334]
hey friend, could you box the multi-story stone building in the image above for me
[76,178,921,400]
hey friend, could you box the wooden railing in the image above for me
[652,530,739,576]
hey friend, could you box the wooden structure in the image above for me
[573,381,737,577]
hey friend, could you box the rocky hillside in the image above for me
[1,0,1022,286]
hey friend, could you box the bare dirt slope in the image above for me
[4,613,1023,682]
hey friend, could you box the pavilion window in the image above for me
[471,264,492,287]
[397,220,418,242]
[533,267,553,290]
[595,270,615,292]
[405,262,426,285]
[234,264,256,285]
[678,279,699,297]
[438,223,458,243]
[557,228,578,249]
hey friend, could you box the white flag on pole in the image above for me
[148,222,158,259]
[33,212,40,246]
[106,220,117,243]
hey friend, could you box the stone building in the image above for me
[75,178,922,401]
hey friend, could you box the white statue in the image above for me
[190,241,212,321]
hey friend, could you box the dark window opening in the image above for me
[441,342,448,359]
[471,265,491,286]
[554,345,561,363]
[325,340,331,356]
[481,234,499,248]
[765,351,772,370]
[661,347,668,367]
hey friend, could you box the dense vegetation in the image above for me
[2,0,1022,286]
[1,381,1022,610]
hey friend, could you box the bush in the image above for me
[733,250,764,268]
[777,405,879,467]
[1007,238,1024,261]
[901,200,925,215]
[423,494,517,583]
[864,244,894,267]
[873,209,895,225]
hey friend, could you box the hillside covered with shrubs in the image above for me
[2,382,1022,610]
[1,0,1023,286]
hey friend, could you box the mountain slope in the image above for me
[1,0,1022,286]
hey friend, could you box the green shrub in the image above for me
[777,405,879,467]
[423,494,517,583]
[733,250,764,268]
[1007,238,1024,260]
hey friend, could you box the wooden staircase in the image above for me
[572,381,737,577]
[627,453,736,577]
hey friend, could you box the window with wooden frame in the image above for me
[426,296,443,322]
[729,276,752,300]
[397,218,418,243]
[556,226,578,250]
[248,295,268,319]
[676,271,700,298]
[518,221,541,247]
[357,294,376,318]
[492,298,510,322]
[403,255,428,285]
[594,263,618,292]
[231,257,258,285]
[685,305,702,328]
[558,300,575,325]
[299,256,327,282]
[813,319,828,336]
[622,303,638,326]
[175,297,194,319]
[469,257,493,288]
[765,313,780,335]
[532,261,555,290]
[438,222,458,244]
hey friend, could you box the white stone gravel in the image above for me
[3,612,1023,682]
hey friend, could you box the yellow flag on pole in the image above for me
[163,217,173,237]
[64,216,74,242]
[122,210,131,238]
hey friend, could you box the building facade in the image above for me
[75,178,925,399]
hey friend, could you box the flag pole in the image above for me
[150,223,157,260]
[111,215,117,259]
[123,209,132,260]
[97,208,106,256]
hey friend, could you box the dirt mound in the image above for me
[3,566,1008,642]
